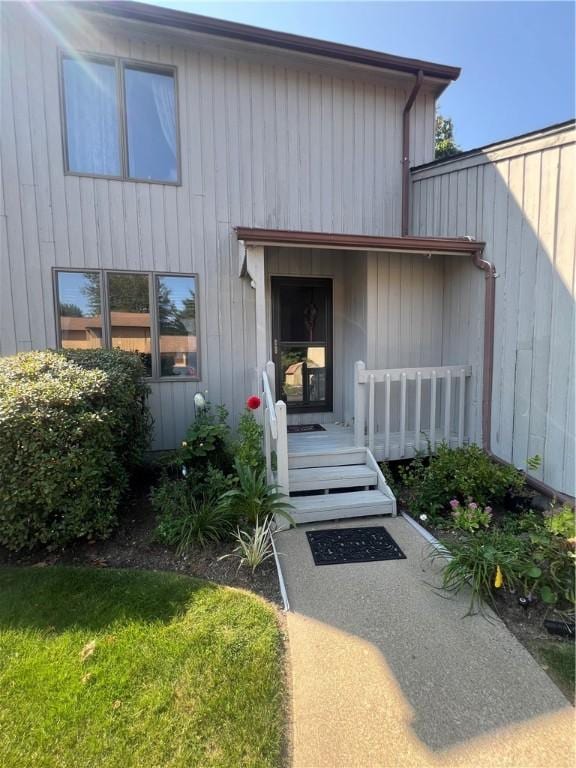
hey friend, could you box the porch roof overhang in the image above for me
[235,228,485,263]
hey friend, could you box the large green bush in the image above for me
[0,349,151,551]
[398,443,526,519]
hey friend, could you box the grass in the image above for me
[533,641,575,704]
[0,567,283,768]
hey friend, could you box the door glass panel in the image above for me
[278,285,327,342]
[280,346,326,405]
[107,273,152,375]
[57,271,103,349]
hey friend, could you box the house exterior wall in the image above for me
[411,122,576,495]
[0,2,437,450]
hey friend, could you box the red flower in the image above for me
[246,395,261,410]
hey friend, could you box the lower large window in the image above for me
[54,270,199,380]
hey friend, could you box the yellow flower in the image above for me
[494,565,503,589]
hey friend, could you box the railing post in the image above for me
[354,361,366,447]
[458,368,466,447]
[384,373,391,459]
[368,374,375,454]
[275,400,289,496]
[430,370,437,452]
[399,371,407,457]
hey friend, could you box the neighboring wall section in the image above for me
[411,122,576,495]
[0,2,437,449]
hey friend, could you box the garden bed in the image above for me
[0,475,283,607]
[388,445,575,704]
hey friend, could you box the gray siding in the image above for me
[1,2,436,449]
[411,124,576,495]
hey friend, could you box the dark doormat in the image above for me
[306,526,406,566]
[287,424,326,433]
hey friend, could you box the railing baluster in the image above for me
[368,374,375,454]
[430,371,437,452]
[399,371,407,457]
[458,368,465,447]
[444,368,452,443]
[384,373,391,459]
[414,371,422,454]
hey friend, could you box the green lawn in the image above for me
[534,641,575,704]
[0,567,284,768]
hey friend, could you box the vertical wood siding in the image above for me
[0,4,436,449]
[411,125,576,495]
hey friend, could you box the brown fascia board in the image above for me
[235,228,484,254]
[70,1,460,82]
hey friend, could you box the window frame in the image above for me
[59,51,181,186]
[53,267,200,382]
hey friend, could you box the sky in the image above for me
[139,0,575,150]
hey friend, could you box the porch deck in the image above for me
[288,422,465,461]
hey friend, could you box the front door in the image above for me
[271,277,333,413]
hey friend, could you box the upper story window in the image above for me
[61,55,179,183]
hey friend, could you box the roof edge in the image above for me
[70,0,461,81]
[412,118,576,172]
[235,228,484,254]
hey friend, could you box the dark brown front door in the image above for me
[271,277,333,413]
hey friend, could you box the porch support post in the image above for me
[246,245,267,382]
[354,360,366,447]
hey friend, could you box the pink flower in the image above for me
[485,506,492,514]
[449,499,460,510]
[468,502,478,510]
[246,395,261,410]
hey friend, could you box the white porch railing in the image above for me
[262,361,289,495]
[354,361,472,459]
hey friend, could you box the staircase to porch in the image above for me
[287,446,396,524]
[262,362,396,525]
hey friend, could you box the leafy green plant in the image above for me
[449,499,493,533]
[544,503,575,540]
[179,402,233,479]
[152,478,239,550]
[521,530,575,607]
[0,349,151,551]
[219,460,294,526]
[430,530,528,615]
[220,516,276,573]
[526,454,542,471]
[399,444,525,519]
[235,410,265,472]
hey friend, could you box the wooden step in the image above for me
[288,464,377,493]
[287,489,394,524]
[288,447,367,469]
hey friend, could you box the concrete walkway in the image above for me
[276,516,575,768]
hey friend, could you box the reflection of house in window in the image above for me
[60,315,103,348]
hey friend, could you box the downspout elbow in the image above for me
[401,69,424,236]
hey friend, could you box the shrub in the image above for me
[235,410,265,472]
[0,349,151,551]
[544,504,575,540]
[219,460,294,527]
[399,444,525,519]
[151,479,239,550]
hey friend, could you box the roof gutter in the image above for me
[401,70,424,236]
[70,1,461,80]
